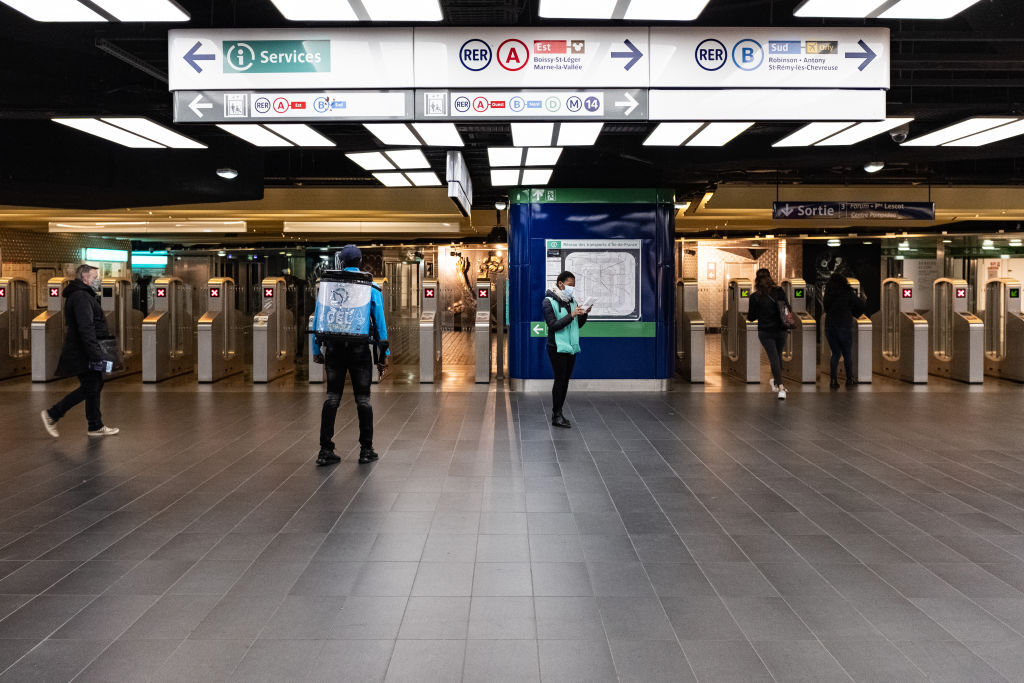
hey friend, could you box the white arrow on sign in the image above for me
[614,92,639,116]
[189,94,213,118]
[532,324,544,335]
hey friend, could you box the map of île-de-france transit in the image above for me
[545,239,642,320]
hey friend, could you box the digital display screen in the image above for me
[740,288,750,298]
[210,288,220,298]
[0,288,5,298]
[902,288,913,299]
[156,287,167,298]
[102,287,113,298]
[1012,288,1020,299]
[794,289,804,298]
[424,288,436,299]
[955,288,967,299]
[264,288,274,298]
[478,288,489,299]
[49,287,60,297]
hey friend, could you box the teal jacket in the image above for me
[312,267,389,357]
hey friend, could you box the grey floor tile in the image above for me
[895,640,1007,683]
[785,595,887,641]
[411,562,474,596]
[926,562,1024,599]
[609,639,696,682]
[534,596,607,640]
[74,638,181,682]
[532,562,592,597]
[756,561,842,597]
[538,640,617,682]
[822,640,927,682]
[476,535,530,563]
[0,638,35,672]
[910,596,1021,642]
[662,596,746,641]
[0,594,94,639]
[260,595,344,639]
[329,596,407,639]
[228,638,323,682]
[311,533,377,563]
[464,639,540,682]
[701,561,779,598]
[399,596,470,639]
[680,639,773,682]
[288,561,362,597]
[752,639,854,682]
[385,639,465,682]
[308,639,395,683]
[585,562,655,597]
[597,596,675,641]
[468,596,535,639]
[204,533,276,562]
[168,559,249,595]
[104,560,196,596]
[723,596,815,641]
[472,562,532,596]
[190,594,282,640]
[150,638,251,682]
[580,534,639,563]
[971,640,1024,682]
[0,561,81,594]
[853,595,958,641]
[51,594,156,640]
[349,561,418,597]
[120,594,220,640]
[366,533,427,562]
[0,638,110,683]
[644,562,717,598]
[529,534,583,562]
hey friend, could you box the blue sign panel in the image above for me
[773,201,936,221]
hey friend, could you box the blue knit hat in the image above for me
[335,244,362,269]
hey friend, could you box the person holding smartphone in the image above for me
[542,271,591,428]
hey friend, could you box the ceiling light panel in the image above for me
[53,118,164,148]
[0,0,106,21]
[902,118,1017,146]
[216,124,293,147]
[793,0,884,17]
[624,0,710,20]
[373,172,412,187]
[643,122,703,146]
[346,152,394,170]
[879,0,984,19]
[773,122,854,147]
[101,118,206,149]
[264,124,335,147]
[521,168,554,185]
[538,0,615,19]
[815,117,915,146]
[90,0,189,21]
[490,169,522,186]
[686,122,754,147]
[944,119,1024,147]
[557,122,603,146]
[361,0,443,21]
[525,147,563,166]
[512,123,554,147]
[365,123,420,146]
[488,148,525,167]
[412,123,463,147]
[268,0,358,20]
[384,149,430,169]
[405,171,442,187]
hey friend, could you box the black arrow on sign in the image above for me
[844,40,877,71]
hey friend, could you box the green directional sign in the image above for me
[223,40,331,74]
[530,322,656,338]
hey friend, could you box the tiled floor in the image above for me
[4,368,1024,681]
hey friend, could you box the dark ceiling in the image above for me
[0,0,1023,210]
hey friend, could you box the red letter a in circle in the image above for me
[498,39,529,71]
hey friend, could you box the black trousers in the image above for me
[547,347,576,415]
[757,330,788,386]
[826,325,854,381]
[320,343,373,451]
[49,370,104,430]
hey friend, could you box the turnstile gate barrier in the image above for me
[419,279,442,383]
[0,277,32,380]
[781,279,816,384]
[253,277,296,383]
[101,278,143,379]
[872,278,928,383]
[676,279,705,383]
[721,278,760,383]
[819,277,872,384]
[198,278,243,383]
[31,276,71,382]
[308,312,324,383]
[984,278,1024,382]
[928,278,984,383]
[475,278,492,384]
[142,277,194,382]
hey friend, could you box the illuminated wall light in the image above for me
[827,239,841,247]
[85,248,129,262]
[897,241,911,251]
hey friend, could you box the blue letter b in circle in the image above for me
[732,39,763,71]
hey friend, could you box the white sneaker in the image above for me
[40,410,58,438]
[87,426,119,437]
[769,378,779,392]
[777,386,787,400]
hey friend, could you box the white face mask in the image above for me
[561,285,574,299]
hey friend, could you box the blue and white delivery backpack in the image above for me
[311,270,376,342]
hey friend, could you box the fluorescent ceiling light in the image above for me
[879,0,983,19]
[412,123,463,147]
[643,122,703,146]
[53,118,164,148]
[521,168,554,185]
[0,0,106,21]
[557,123,603,146]
[526,147,563,166]
[944,118,1024,147]
[538,0,615,18]
[405,171,442,187]
[512,123,554,147]
[90,0,189,21]
[815,117,915,146]
[490,169,522,186]
[100,118,206,149]
[365,123,420,146]
[773,122,853,148]
[793,0,885,17]
[624,0,710,20]
[373,172,411,187]
[268,0,358,20]
[264,124,335,147]
[902,118,1017,147]
[686,122,754,146]
[488,147,525,167]
[864,161,885,173]
[384,149,430,169]
[50,221,246,233]
[284,221,460,234]
[361,0,442,21]
[216,124,292,147]
[346,152,394,171]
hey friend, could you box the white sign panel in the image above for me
[649,89,886,121]
[414,28,650,88]
[417,90,644,120]
[650,27,890,89]
[167,28,414,91]
[172,90,412,122]
[545,239,642,321]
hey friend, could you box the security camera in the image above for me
[890,124,910,143]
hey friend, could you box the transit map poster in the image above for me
[544,238,642,320]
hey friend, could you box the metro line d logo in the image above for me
[224,40,330,74]
[460,39,492,71]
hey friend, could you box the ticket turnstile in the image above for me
[308,313,324,383]
[475,278,492,384]
[928,278,984,384]
[253,277,295,383]
[419,279,442,383]
[198,278,243,383]
[872,278,928,383]
[371,278,385,385]
[721,278,760,383]
[0,277,32,380]
[676,279,705,383]
[819,277,872,384]
[984,278,1024,382]
[142,277,194,382]
[101,278,143,379]
[31,277,71,382]
[781,279,817,384]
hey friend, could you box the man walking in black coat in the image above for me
[40,264,119,437]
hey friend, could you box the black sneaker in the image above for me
[316,449,340,467]
[358,447,379,464]
[551,413,571,429]
[845,379,857,388]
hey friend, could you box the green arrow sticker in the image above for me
[531,322,547,337]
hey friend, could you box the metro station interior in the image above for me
[3,0,1024,680]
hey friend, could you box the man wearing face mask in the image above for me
[542,270,591,428]
[40,264,119,438]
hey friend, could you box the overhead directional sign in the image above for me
[772,201,935,221]
[416,89,647,121]
[173,90,414,123]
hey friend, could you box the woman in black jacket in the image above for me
[746,268,790,400]
[823,270,867,388]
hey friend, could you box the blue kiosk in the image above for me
[509,188,675,390]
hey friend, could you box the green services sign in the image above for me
[530,322,656,338]
[224,40,331,74]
